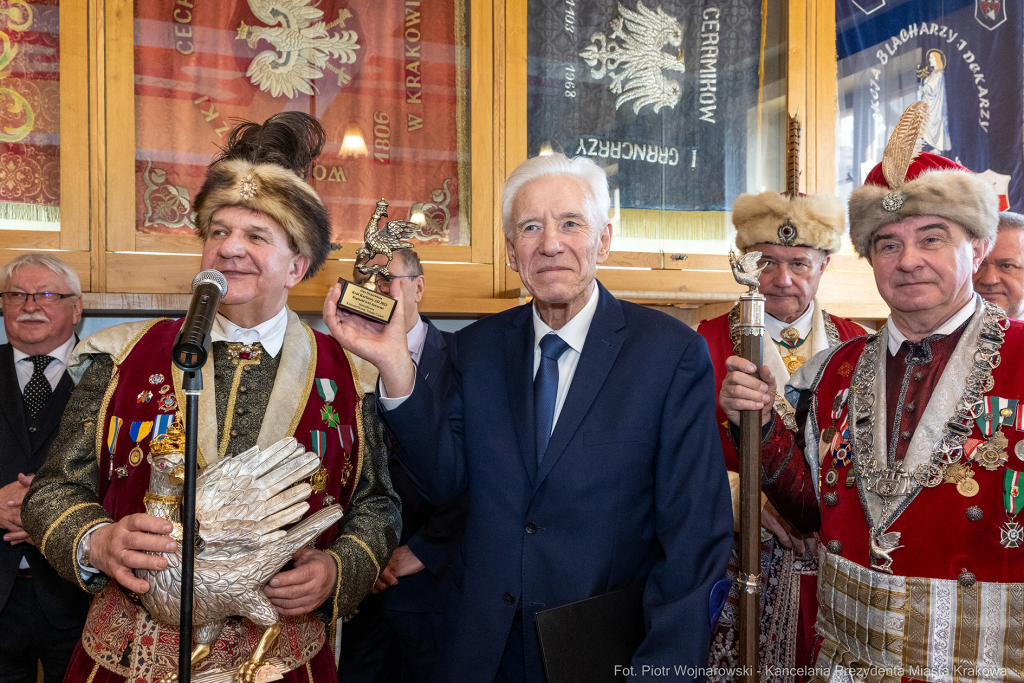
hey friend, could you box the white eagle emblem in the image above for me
[236,0,361,99]
[579,1,685,114]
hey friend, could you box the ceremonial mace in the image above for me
[171,270,228,683]
[729,250,766,683]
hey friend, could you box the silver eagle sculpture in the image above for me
[137,415,343,683]
[729,249,767,294]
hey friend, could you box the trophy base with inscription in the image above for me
[336,277,397,325]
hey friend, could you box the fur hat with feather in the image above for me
[848,101,998,258]
[732,115,845,255]
[193,112,332,279]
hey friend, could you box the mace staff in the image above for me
[729,250,766,683]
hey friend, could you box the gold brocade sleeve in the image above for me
[319,395,401,627]
[22,354,116,592]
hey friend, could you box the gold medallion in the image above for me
[957,478,980,497]
[310,467,329,493]
[944,461,970,484]
[129,446,144,467]
[780,327,800,345]
[973,431,1009,471]
[821,426,837,445]
[783,353,806,374]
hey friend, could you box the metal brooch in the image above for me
[881,193,904,212]
[238,172,258,199]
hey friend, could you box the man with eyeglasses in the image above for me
[339,248,467,683]
[0,253,89,683]
[697,190,864,680]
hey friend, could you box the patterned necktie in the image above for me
[24,355,54,418]
[534,334,571,464]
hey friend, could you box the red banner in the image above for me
[134,0,469,245]
[0,0,60,224]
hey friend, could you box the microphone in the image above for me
[172,270,228,371]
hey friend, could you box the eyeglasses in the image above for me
[377,274,420,287]
[1,291,77,305]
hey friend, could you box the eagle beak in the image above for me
[170,465,185,485]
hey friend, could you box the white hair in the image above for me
[0,253,82,296]
[500,153,611,240]
[998,211,1024,231]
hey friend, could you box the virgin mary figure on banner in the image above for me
[918,48,952,152]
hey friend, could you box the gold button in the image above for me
[236,407,244,415]
[230,429,238,436]
[239,386,246,392]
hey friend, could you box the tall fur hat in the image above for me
[848,101,998,258]
[732,192,845,255]
[193,112,332,279]
[732,114,845,255]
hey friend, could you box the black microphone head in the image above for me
[192,269,228,296]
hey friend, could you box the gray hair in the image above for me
[391,248,424,277]
[998,211,1024,231]
[500,154,611,240]
[0,253,82,296]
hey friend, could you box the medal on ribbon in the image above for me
[128,421,153,467]
[310,430,329,493]
[321,404,340,428]
[107,416,123,455]
[316,379,337,403]
[974,396,1011,471]
[1002,469,1024,548]
[153,414,174,440]
[107,416,124,480]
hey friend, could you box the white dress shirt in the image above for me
[764,303,814,343]
[210,306,288,357]
[379,283,601,430]
[531,284,600,433]
[406,316,428,367]
[13,334,76,392]
[886,293,980,356]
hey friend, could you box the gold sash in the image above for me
[811,551,1024,683]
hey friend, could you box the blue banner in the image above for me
[527,0,762,213]
[836,0,1022,211]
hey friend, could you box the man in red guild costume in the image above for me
[22,113,400,683]
[722,101,1020,682]
[699,179,863,681]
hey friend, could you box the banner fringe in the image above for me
[0,202,60,223]
[619,209,726,241]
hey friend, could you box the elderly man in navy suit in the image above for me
[339,248,467,683]
[0,254,89,683]
[324,154,732,682]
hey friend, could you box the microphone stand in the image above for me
[178,368,202,683]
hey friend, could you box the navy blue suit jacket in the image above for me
[380,282,733,682]
[382,316,467,612]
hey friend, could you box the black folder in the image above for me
[534,583,646,683]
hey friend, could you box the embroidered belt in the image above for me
[810,551,1024,683]
[81,584,324,682]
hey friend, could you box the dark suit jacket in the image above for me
[0,342,90,629]
[381,282,734,682]
[381,315,467,612]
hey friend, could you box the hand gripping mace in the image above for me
[729,250,765,682]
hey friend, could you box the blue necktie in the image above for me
[535,334,571,464]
